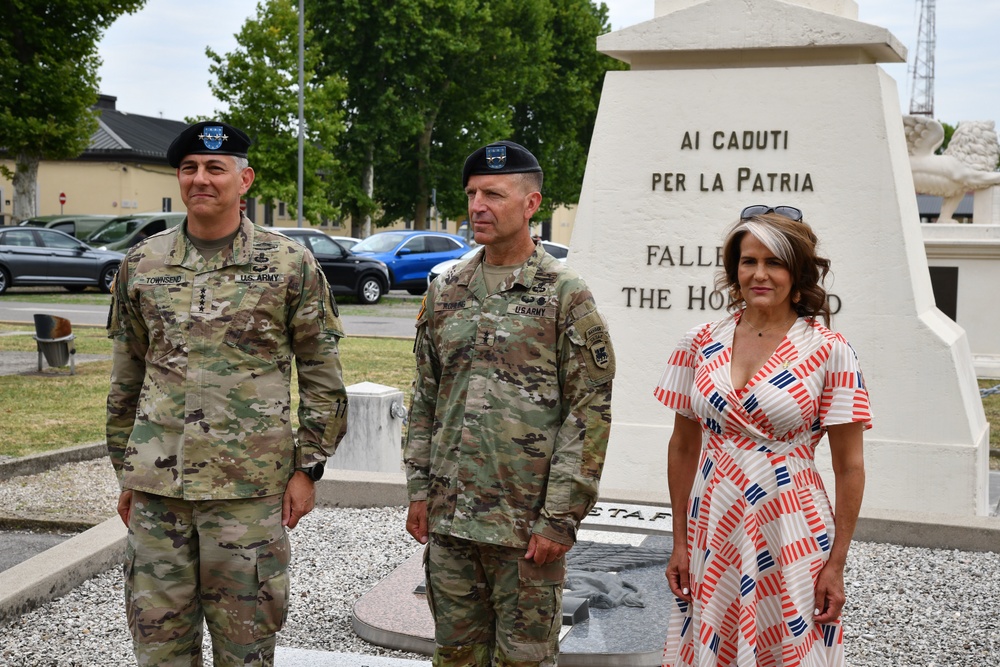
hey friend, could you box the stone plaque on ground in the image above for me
[353,530,677,667]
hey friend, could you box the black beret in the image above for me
[166,121,252,168]
[462,140,542,187]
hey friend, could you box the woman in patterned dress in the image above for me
[654,206,872,667]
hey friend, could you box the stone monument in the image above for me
[570,0,990,515]
[904,116,1000,224]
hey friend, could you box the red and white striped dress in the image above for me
[653,312,872,667]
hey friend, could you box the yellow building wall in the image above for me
[0,159,183,220]
[548,205,577,246]
[0,159,304,228]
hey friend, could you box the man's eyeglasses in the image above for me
[740,205,803,222]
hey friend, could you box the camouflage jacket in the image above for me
[106,216,348,500]
[404,242,615,549]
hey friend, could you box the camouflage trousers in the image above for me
[124,491,290,667]
[424,534,565,667]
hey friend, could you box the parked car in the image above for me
[427,241,569,287]
[87,212,186,252]
[272,228,391,304]
[0,227,125,295]
[19,214,115,240]
[350,230,471,294]
[327,235,362,251]
[540,240,569,261]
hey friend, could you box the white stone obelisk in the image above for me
[571,0,990,516]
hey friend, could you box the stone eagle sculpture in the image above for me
[904,116,1000,223]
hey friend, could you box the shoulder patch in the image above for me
[568,308,615,385]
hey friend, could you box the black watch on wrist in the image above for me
[296,462,324,481]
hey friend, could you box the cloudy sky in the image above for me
[96,0,998,126]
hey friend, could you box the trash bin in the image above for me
[33,314,76,374]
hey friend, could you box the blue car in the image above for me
[350,230,471,294]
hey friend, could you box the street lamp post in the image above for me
[297,0,305,227]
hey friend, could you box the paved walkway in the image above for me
[0,350,109,376]
[0,310,416,377]
[0,311,416,338]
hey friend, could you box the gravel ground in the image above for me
[0,504,425,667]
[0,458,119,523]
[1,460,999,666]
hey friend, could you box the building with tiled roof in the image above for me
[83,95,189,163]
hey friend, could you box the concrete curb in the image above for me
[0,516,99,532]
[317,469,410,508]
[854,508,1000,553]
[0,442,107,482]
[0,516,125,626]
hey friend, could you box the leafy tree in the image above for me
[307,0,550,232]
[205,0,346,225]
[510,0,626,219]
[0,0,146,223]
[308,0,624,232]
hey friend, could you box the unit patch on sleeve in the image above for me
[567,308,615,385]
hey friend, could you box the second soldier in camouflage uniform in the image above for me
[404,141,615,666]
[106,121,348,667]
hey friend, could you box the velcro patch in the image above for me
[476,326,496,347]
[143,276,183,285]
[236,274,281,283]
[434,300,468,312]
[507,303,556,318]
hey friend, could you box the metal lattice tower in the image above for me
[908,0,936,116]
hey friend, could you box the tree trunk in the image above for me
[361,144,373,237]
[12,152,40,223]
[413,120,435,231]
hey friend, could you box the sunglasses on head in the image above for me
[740,205,803,222]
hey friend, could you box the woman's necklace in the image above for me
[742,312,796,337]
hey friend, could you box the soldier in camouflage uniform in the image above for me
[404,141,615,666]
[106,121,348,667]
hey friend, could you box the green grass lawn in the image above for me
[0,323,414,458]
